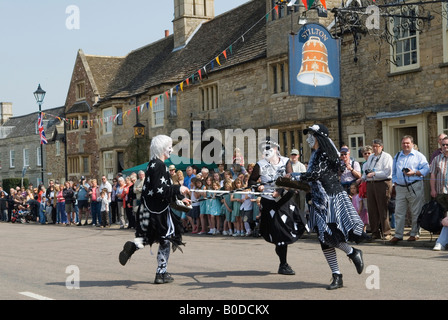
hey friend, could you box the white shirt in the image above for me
[361,151,393,181]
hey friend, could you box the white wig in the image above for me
[150,135,173,160]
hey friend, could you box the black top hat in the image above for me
[259,136,280,148]
[303,124,329,138]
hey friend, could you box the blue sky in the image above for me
[0,0,245,117]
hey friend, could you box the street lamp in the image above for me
[34,84,46,184]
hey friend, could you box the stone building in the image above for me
[60,0,448,177]
[0,104,66,187]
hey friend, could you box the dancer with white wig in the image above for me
[119,135,190,284]
[297,124,367,290]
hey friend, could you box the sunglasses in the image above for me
[442,144,448,147]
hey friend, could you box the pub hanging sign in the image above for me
[289,23,341,99]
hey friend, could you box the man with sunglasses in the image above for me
[390,135,429,244]
[430,137,448,214]
[430,136,448,250]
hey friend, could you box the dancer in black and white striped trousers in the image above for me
[298,124,368,290]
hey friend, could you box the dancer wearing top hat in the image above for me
[297,124,367,290]
[118,135,191,284]
[248,136,306,275]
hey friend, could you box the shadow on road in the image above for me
[46,270,326,290]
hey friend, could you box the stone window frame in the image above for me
[76,81,86,101]
[102,107,113,135]
[67,155,90,177]
[67,113,90,131]
[151,95,165,128]
[268,59,289,95]
[199,83,219,111]
[442,2,448,64]
[347,133,366,163]
[36,147,42,167]
[23,148,29,167]
[436,111,448,136]
[103,151,114,180]
[388,5,420,74]
[9,149,15,168]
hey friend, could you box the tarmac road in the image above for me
[1,222,447,304]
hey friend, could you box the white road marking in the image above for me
[19,292,54,300]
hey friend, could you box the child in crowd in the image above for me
[194,178,207,234]
[100,188,110,228]
[231,178,244,236]
[252,197,261,237]
[221,181,233,236]
[188,178,200,234]
[39,193,47,225]
[350,182,368,232]
[204,176,214,234]
[207,181,222,235]
[240,187,254,236]
[45,199,53,224]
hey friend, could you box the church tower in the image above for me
[173,0,214,49]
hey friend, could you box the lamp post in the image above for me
[34,84,46,184]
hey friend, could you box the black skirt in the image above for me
[259,191,305,246]
[136,204,185,252]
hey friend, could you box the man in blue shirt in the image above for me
[183,166,196,188]
[390,135,430,243]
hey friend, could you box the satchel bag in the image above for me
[418,200,446,233]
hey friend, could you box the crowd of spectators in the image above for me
[1,134,448,250]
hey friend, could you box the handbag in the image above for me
[417,200,446,233]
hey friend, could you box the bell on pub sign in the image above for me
[133,123,145,138]
[297,36,334,87]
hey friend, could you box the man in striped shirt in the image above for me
[430,136,448,211]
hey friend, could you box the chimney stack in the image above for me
[173,0,214,49]
[165,30,170,37]
[0,102,13,125]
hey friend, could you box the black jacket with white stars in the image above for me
[141,158,181,213]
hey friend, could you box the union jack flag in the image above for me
[38,112,47,145]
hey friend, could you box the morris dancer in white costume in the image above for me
[248,137,305,275]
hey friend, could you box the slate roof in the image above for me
[66,101,91,115]
[92,0,267,101]
[84,54,124,97]
[1,106,65,139]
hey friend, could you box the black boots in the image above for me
[119,241,137,266]
[278,263,295,275]
[327,273,343,290]
[348,247,364,274]
[154,272,174,284]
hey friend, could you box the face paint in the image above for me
[263,146,276,160]
[164,145,173,158]
[306,134,316,148]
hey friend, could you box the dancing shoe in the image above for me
[154,272,174,284]
[278,263,295,275]
[348,248,364,274]
[119,241,137,266]
[327,273,343,290]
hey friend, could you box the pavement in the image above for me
[2,220,447,303]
